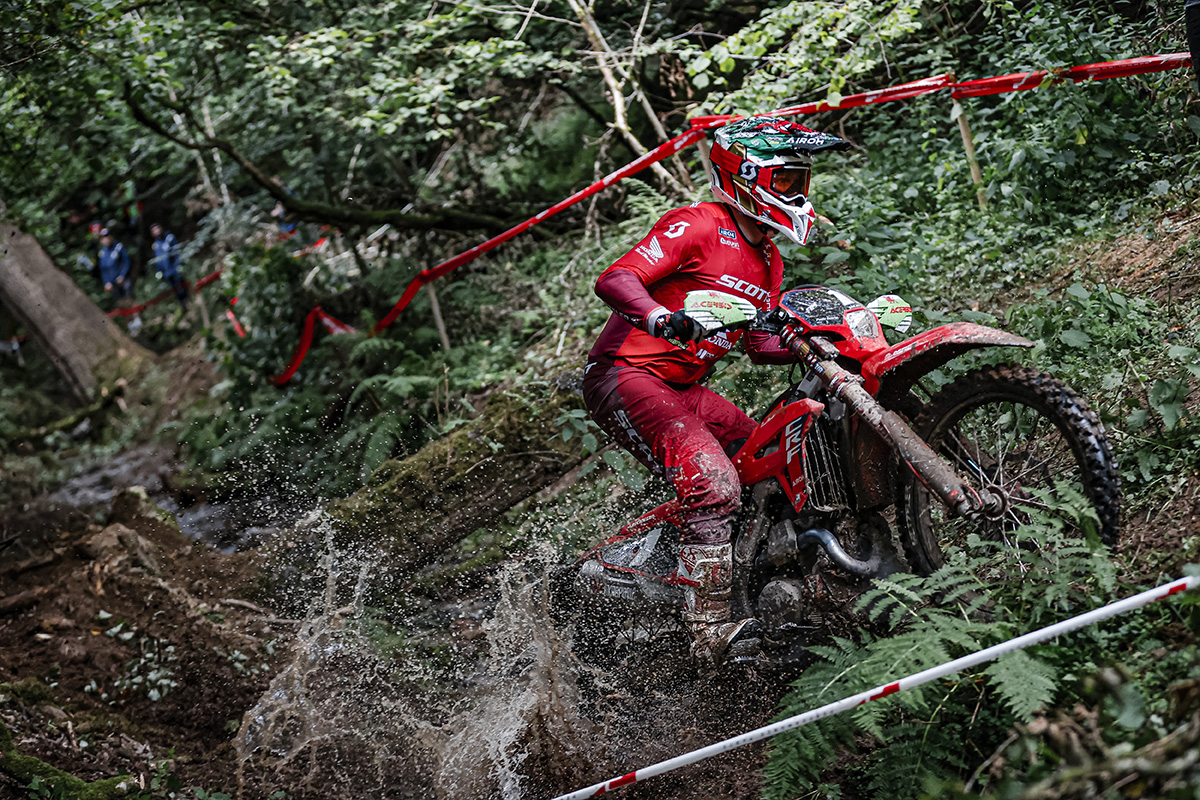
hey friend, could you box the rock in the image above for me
[37,615,75,632]
[77,526,122,561]
[79,523,162,575]
[56,639,88,664]
[110,486,187,551]
[36,704,70,722]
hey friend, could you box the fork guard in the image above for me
[861,322,1033,400]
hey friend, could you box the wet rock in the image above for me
[80,523,162,575]
[110,487,188,551]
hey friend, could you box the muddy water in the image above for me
[39,443,304,551]
[234,524,613,799]
[431,552,612,798]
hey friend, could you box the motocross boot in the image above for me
[677,543,762,667]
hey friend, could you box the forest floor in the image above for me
[1,217,1199,799]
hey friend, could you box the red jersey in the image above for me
[588,202,785,384]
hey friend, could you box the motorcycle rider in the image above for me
[583,115,850,666]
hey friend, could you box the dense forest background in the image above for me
[2,0,1200,797]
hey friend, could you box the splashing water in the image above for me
[235,514,433,798]
[432,551,611,799]
[234,519,611,799]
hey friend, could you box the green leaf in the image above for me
[1167,345,1198,363]
[1150,378,1188,429]
[1059,328,1092,348]
[1111,683,1145,729]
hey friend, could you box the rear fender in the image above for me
[861,322,1033,400]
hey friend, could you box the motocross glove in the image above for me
[650,309,705,343]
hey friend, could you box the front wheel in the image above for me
[898,365,1120,575]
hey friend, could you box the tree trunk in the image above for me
[0,199,151,403]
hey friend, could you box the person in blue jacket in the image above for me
[151,223,188,309]
[98,229,132,300]
[98,228,142,334]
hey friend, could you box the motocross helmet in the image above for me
[709,116,850,245]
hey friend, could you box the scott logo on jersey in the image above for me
[717,274,770,303]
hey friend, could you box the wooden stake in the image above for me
[955,102,988,211]
[426,283,451,351]
[196,289,212,332]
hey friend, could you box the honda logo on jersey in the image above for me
[717,274,770,303]
[636,236,664,264]
[664,221,690,239]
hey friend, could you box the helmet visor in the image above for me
[768,166,810,200]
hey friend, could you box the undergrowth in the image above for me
[764,527,1199,799]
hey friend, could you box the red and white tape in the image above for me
[552,574,1198,800]
[268,52,1190,384]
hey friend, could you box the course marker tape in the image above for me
[552,574,1198,800]
[268,52,1190,384]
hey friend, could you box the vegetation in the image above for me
[2,0,1198,797]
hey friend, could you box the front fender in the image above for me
[861,322,1033,399]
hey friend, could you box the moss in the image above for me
[255,383,586,605]
[325,385,582,537]
[0,716,138,798]
[2,677,53,705]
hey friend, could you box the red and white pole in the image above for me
[553,575,1198,800]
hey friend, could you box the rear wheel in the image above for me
[898,365,1120,575]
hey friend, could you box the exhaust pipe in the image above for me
[790,522,880,576]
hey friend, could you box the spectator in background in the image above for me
[151,223,188,310]
[98,229,142,335]
[98,229,131,299]
[270,175,297,236]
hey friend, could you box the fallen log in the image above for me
[0,197,150,404]
[0,588,45,616]
[313,381,587,581]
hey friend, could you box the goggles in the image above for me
[767,166,810,200]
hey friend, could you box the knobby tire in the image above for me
[898,364,1120,575]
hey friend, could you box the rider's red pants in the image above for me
[583,363,755,545]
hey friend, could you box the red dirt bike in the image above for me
[562,286,1120,665]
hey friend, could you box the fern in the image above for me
[983,650,1058,722]
[348,335,407,366]
[764,514,1128,799]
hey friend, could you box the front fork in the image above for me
[781,331,1003,521]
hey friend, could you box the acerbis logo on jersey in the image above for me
[664,221,690,239]
[717,274,770,303]
[636,236,664,264]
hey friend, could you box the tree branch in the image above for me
[562,0,688,199]
[123,83,512,234]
